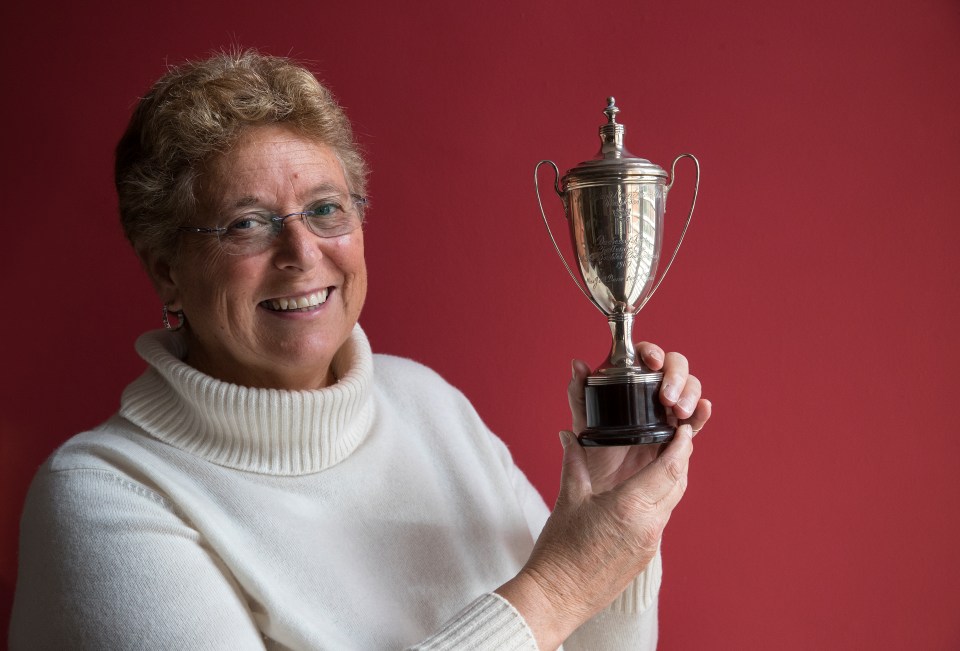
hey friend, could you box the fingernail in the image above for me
[571,360,577,381]
[559,430,574,448]
[677,396,693,414]
[663,384,679,403]
[648,349,663,362]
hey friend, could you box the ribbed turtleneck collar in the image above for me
[119,324,375,476]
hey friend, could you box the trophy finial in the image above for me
[604,97,620,124]
[599,97,624,157]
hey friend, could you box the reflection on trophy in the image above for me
[536,98,700,446]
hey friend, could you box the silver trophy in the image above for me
[536,98,700,446]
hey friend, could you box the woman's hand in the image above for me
[570,343,712,494]
[496,343,711,650]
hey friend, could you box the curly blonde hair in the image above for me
[115,50,367,262]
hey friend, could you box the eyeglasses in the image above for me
[178,193,367,255]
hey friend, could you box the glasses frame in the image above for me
[178,194,368,255]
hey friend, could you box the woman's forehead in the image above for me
[202,125,348,209]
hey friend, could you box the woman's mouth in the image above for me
[260,289,330,312]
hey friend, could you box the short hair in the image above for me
[115,50,367,262]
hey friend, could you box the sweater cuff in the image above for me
[408,593,538,650]
[608,544,663,614]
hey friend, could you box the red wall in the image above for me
[3,0,959,648]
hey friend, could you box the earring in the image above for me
[162,305,186,331]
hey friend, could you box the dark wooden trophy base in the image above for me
[579,378,675,446]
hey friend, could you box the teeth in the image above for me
[265,290,328,312]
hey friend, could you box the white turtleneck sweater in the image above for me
[10,325,660,650]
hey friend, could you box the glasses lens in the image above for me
[217,215,275,255]
[301,194,364,238]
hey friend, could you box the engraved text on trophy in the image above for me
[570,185,663,314]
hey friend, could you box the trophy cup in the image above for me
[535,97,700,446]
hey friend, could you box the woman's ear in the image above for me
[139,248,182,311]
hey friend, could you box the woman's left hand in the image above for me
[496,344,711,648]
[568,343,712,494]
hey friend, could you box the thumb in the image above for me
[557,430,591,506]
[567,359,591,434]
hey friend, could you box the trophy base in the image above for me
[579,374,675,447]
[579,425,675,447]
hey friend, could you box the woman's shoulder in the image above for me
[43,415,163,473]
[19,418,182,542]
[368,353,522,471]
[372,353,467,397]
[28,416,181,514]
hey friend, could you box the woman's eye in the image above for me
[311,201,342,217]
[226,215,269,231]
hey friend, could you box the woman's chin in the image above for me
[185,330,347,390]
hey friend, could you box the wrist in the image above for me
[495,563,591,651]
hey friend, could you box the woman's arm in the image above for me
[9,468,267,650]
[498,344,711,651]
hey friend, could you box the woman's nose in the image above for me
[273,217,321,269]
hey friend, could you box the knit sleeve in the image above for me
[407,593,538,650]
[9,466,266,651]
[408,586,659,651]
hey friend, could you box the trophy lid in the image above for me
[562,97,668,190]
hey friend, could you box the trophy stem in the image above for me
[606,313,637,368]
[581,311,674,446]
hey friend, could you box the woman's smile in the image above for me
[260,288,331,312]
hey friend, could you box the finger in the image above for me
[672,374,702,420]
[570,358,591,383]
[683,399,712,437]
[567,359,591,434]
[636,342,665,371]
[608,442,663,481]
[660,352,689,406]
[557,430,591,505]
[623,424,693,506]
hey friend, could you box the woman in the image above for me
[10,51,710,650]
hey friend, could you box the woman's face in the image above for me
[159,124,367,390]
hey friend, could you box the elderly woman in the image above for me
[10,51,710,650]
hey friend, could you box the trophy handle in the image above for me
[535,160,605,312]
[637,153,700,312]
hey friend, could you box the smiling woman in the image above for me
[9,50,710,650]
[156,125,368,390]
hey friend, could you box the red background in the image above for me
[2,0,959,648]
